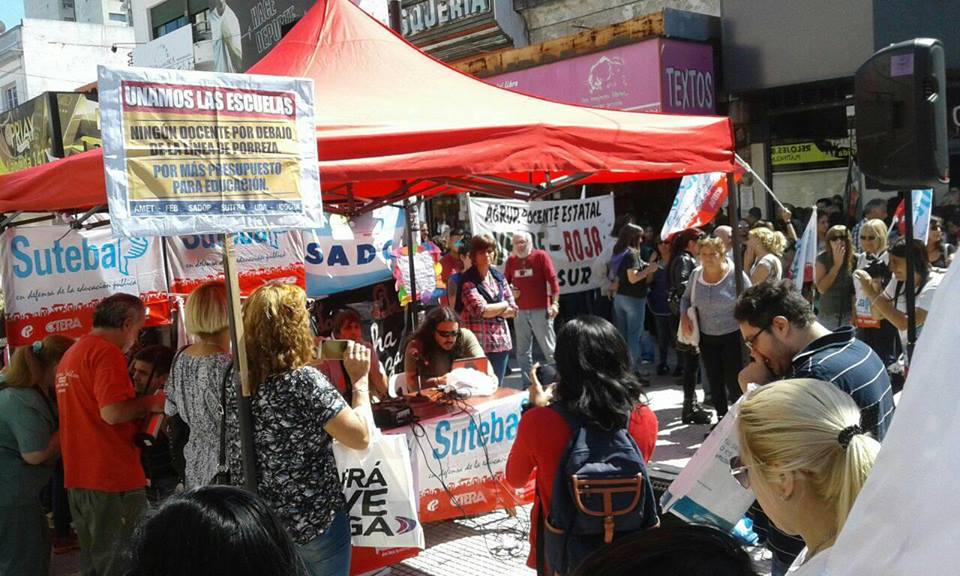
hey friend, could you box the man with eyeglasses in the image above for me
[733,280,894,576]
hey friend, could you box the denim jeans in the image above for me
[487,351,511,385]
[613,294,647,371]
[299,511,352,576]
[652,313,675,368]
[514,308,556,386]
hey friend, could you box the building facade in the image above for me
[0,18,135,112]
[25,0,132,26]
[722,0,960,214]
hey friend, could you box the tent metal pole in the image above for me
[728,172,744,295]
[901,190,917,364]
[221,233,258,493]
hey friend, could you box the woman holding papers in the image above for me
[734,379,880,575]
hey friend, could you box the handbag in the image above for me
[676,268,701,349]
[210,361,233,485]
[333,415,424,549]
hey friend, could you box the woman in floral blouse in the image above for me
[457,234,519,384]
[227,284,373,576]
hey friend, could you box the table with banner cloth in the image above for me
[350,388,533,574]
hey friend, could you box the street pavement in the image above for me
[52,365,770,576]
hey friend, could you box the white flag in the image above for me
[790,207,818,292]
[660,172,729,240]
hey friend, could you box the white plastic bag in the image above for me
[660,400,754,532]
[442,367,498,397]
[334,421,425,549]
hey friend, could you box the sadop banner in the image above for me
[98,65,321,237]
[660,172,729,240]
[0,226,168,346]
[396,392,532,523]
[304,207,405,297]
[165,231,305,295]
[468,196,615,294]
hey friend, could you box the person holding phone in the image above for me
[316,309,388,401]
[609,224,660,377]
[224,284,372,576]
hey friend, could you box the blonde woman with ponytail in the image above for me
[733,378,880,575]
[0,335,74,576]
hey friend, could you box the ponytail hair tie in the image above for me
[31,341,43,354]
[838,424,863,450]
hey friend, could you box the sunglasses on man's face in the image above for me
[435,329,459,339]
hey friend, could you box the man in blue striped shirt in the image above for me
[735,280,894,438]
[734,280,895,575]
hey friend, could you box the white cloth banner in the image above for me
[0,225,168,346]
[825,260,960,576]
[468,196,616,294]
[334,429,425,549]
[660,172,730,240]
[303,207,405,297]
[790,206,818,291]
[165,231,304,296]
[98,66,322,237]
[396,391,527,522]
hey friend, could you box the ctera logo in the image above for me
[46,318,82,333]
[11,235,150,279]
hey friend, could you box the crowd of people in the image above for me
[0,191,955,576]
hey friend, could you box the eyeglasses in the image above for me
[743,321,771,350]
[435,329,460,339]
[859,235,878,241]
[730,455,752,489]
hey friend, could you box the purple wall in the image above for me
[485,38,715,115]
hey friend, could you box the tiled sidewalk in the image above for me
[53,370,721,576]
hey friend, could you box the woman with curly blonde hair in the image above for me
[225,284,372,576]
[745,227,786,284]
[734,378,880,575]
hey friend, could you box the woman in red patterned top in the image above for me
[506,316,659,574]
[456,234,519,384]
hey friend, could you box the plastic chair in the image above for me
[388,373,407,398]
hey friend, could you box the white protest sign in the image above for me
[303,207,405,297]
[98,66,321,237]
[165,231,305,296]
[468,196,615,294]
[0,226,168,346]
[660,402,754,532]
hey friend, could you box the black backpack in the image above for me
[542,406,659,575]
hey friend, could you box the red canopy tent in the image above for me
[0,0,733,216]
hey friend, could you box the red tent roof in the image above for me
[0,0,734,215]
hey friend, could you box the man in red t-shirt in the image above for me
[56,293,164,576]
[504,232,560,387]
[439,229,465,307]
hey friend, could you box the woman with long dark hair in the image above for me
[926,215,956,268]
[815,225,856,329]
[126,485,307,576]
[402,306,493,389]
[609,224,660,374]
[668,229,711,425]
[506,316,659,575]
[855,238,944,350]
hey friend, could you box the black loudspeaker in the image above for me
[855,38,949,189]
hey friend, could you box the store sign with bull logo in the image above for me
[468,195,615,294]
